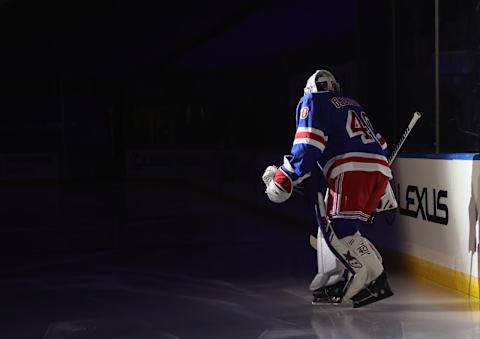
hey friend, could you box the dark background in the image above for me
[1,1,480,337]
[0,0,479,281]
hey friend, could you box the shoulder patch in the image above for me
[300,106,309,119]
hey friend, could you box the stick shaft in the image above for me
[388,111,421,164]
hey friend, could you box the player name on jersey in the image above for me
[331,96,361,109]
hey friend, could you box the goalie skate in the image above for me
[311,280,346,305]
[351,272,393,308]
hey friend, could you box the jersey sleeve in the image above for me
[375,132,389,158]
[281,93,328,179]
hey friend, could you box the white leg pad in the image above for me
[365,238,383,264]
[330,232,384,300]
[309,228,344,291]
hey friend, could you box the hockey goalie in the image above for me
[262,69,395,308]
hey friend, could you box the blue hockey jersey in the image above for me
[282,91,391,182]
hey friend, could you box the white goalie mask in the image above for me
[304,69,340,95]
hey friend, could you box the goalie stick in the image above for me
[387,111,422,165]
[309,111,421,250]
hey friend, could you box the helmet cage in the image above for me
[304,70,340,95]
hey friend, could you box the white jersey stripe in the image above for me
[324,152,388,171]
[322,152,392,180]
[331,211,371,222]
[328,163,392,181]
[293,138,326,152]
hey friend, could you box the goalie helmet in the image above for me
[304,69,340,95]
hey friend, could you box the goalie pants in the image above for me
[310,170,389,295]
[327,171,389,238]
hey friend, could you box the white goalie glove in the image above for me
[262,156,299,203]
[262,165,292,203]
[262,156,313,203]
[262,165,277,186]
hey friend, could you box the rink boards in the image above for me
[382,153,480,298]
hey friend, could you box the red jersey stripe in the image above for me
[294,132,327,145]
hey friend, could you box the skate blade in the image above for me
[312,298,343,306]
[352,290,393,308]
